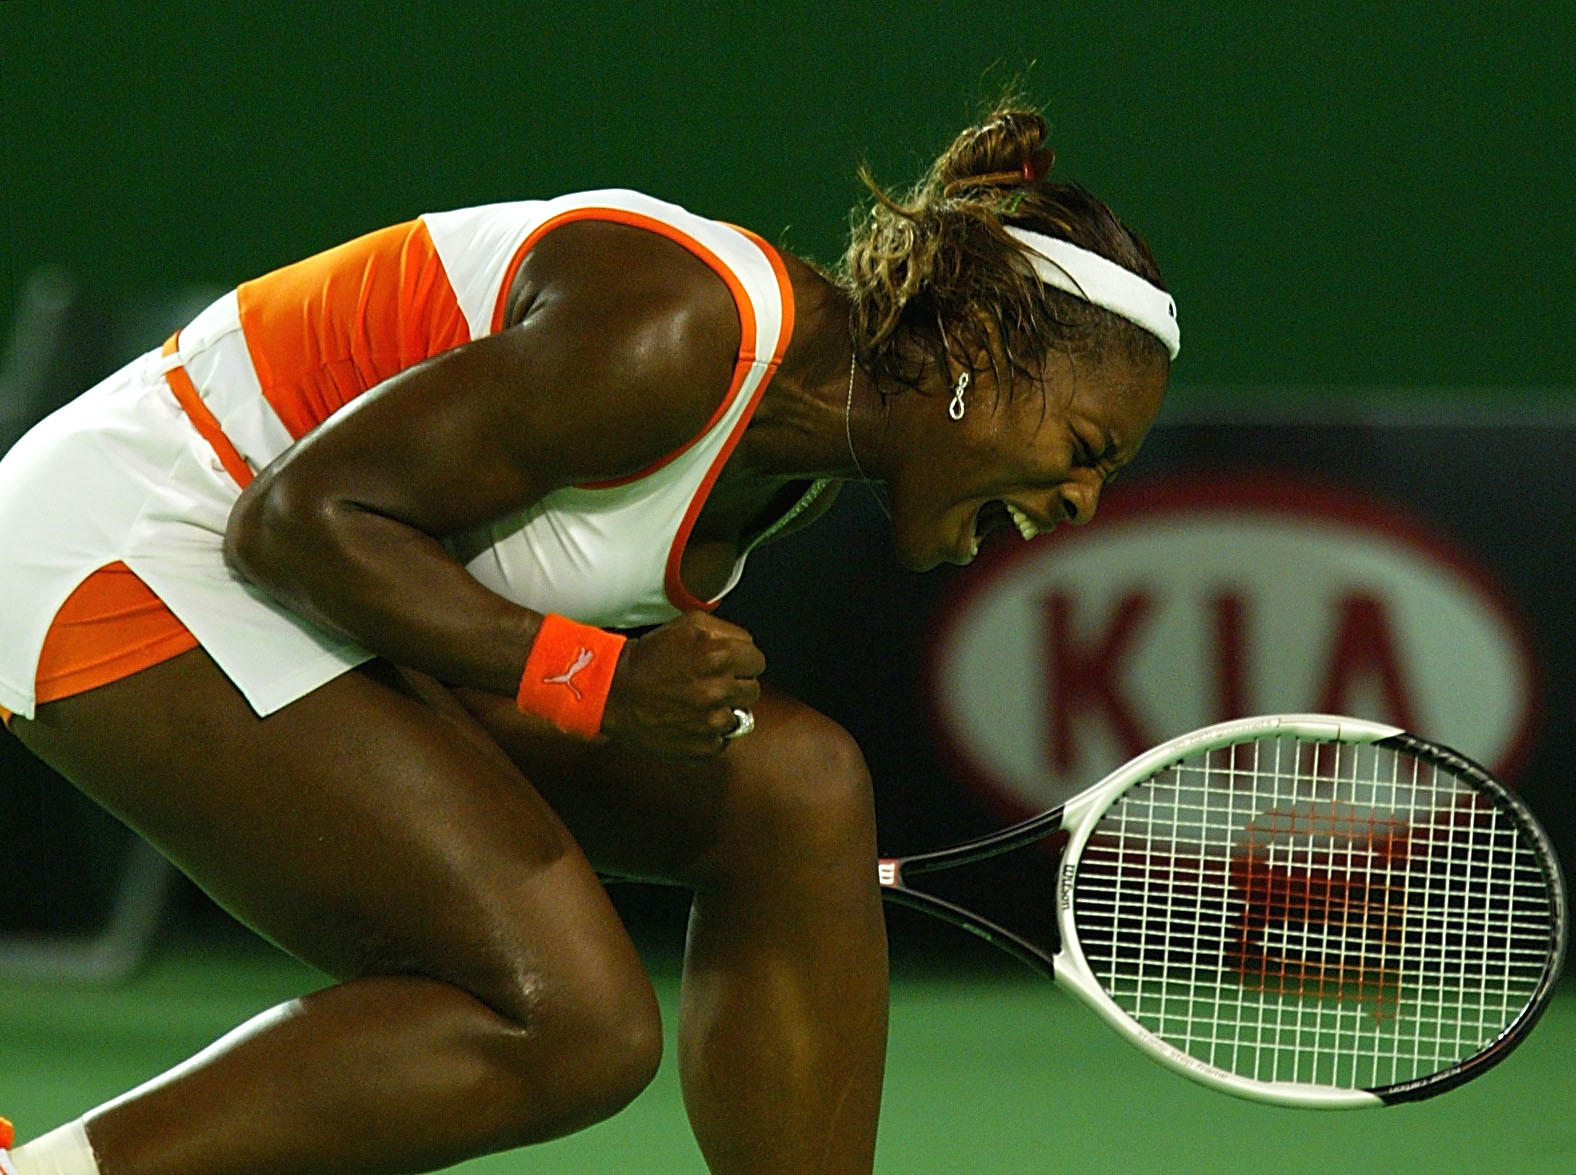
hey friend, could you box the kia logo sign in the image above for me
[927,477,1538,816]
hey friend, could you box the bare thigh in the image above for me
[11,649,642,1015]
[449,683,877,891]
[448,679,890,1175]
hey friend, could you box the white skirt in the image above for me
[0,346,371,720]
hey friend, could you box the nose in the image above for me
[1060,471,1102,526]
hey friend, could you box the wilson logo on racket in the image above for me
[1059,862,1076,911]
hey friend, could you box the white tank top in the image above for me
[0,191,812,720]
[426,191,800,627]
[189,188,801,628]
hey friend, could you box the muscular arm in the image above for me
[224,221,740,699]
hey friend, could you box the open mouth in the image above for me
[964,500,1045,561]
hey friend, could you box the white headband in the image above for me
[1003,226,1180,359]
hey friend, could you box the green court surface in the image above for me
[3,930,1573,1174]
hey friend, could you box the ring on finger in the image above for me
[724,707,755,740]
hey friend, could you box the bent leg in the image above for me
[454,684,889,1175]
[12,652,661,1175]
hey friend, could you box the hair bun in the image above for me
[933,109,1051,194]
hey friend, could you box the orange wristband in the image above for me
[516,614,627,737]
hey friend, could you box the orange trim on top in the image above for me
[489,206,760,491]
[489,205,796,615]
[162,335,255,487]
[662,228,796,613]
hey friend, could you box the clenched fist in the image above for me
[600,612,765,759]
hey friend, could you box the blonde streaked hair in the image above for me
[839,106,1170,398]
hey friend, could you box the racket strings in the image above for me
[1070,735,1558,1090]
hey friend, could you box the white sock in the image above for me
[6,1120,99,1175]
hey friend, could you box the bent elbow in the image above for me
[223,475,323,589]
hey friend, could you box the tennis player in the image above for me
[0,105,1176,1175]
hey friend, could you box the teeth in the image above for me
[1006,503,1039,540]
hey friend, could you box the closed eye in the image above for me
[1072,429,1105,473]
[1074,427,1122,484]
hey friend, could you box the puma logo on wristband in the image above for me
[516,615,627,737]
[541,647,595,699]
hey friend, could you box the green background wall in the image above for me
[2,2,1572,400]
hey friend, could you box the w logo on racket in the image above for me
[1229,802,1412,1020]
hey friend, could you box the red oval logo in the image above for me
[927,476,1539,817]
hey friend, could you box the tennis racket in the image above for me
[880,713,1566,1107]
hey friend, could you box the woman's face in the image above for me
[883,348,1168,572]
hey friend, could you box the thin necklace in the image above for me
[844,353,892,519]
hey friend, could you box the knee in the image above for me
[387,873,664,1142]
[537,970,665,1124]
[706,709,877,883]
[480,948,664,1141]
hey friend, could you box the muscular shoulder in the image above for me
[499,219,743,480]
